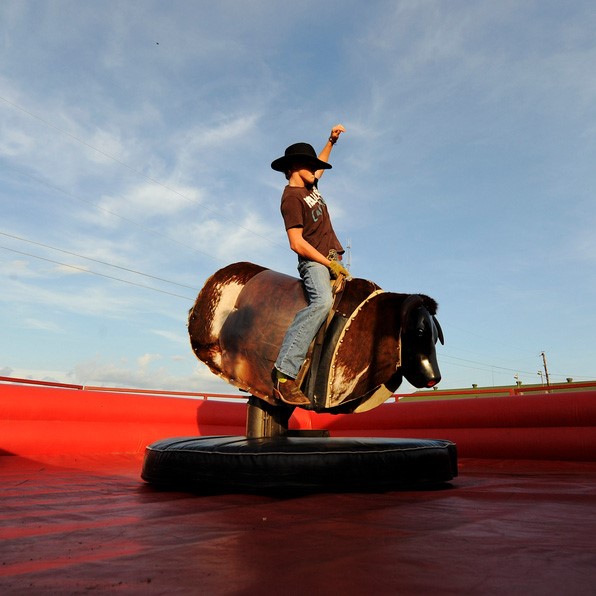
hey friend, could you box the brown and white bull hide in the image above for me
[188,262,442,413]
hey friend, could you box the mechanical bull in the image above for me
[188,262,444,413]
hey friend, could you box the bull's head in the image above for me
[400,294,444,389]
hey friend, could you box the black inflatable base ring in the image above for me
[141,435,458,493]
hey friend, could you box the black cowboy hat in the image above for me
[271,142,332,172]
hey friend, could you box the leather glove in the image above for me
[328,260,350,280]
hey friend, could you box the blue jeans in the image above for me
[275,258,333,379]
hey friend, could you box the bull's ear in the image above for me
[433,316,444,345]
[420,295,438,315]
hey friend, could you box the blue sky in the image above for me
[1,0,595,394]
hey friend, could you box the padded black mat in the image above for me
[142,435,458,492]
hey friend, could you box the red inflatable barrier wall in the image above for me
[310,391,596,460]
[0,384,246,456]
[1,380,596,460]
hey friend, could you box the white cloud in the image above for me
[2,257,40,279]
[179,211,282,266]
[85,127,132,165]
[96,180,201,222]
[137,353,162,369]
[23,318,63,333]
[2,366,77,386]
[71,354,234,394]
[151,329,189,346]
[0,125,35,157]
[183,113,261,149]
[54,263,89,276]
[0,275,152,318]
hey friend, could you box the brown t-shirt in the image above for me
[280,182,344,258]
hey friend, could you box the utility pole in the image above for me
[345,238,351,271]
[540,352,550,388]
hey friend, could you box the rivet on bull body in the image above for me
[188,262,444,414]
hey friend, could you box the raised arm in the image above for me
[315,124,346,179]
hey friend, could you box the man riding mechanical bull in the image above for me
[188,125,444,414]
[270,124,350,406]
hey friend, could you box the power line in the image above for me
[0,230,199,291]
[443,323,539,360]
[6,227,590,380]
[441,353,594,382]
[0,245,195,301]
[441,354,539,377]
[3,246,594,381]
